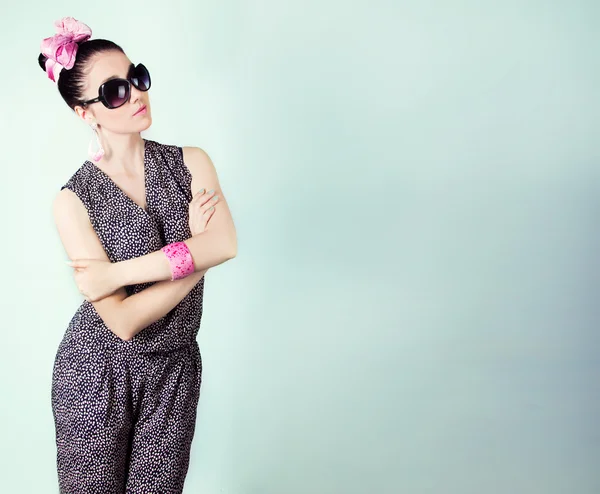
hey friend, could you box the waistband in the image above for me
[59,331,199,360]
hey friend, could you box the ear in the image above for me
[73,105,89,124]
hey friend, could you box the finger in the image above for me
[200,195,219,213]
[203,206,216,218]
[193,189,217,207]
[195,193,218,212]
[191,188,212,205]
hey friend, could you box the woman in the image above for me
[40,17,237,493]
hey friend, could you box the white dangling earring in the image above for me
[88,120,105,161]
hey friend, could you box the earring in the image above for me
[88,120,105,161]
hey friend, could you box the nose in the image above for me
[129,84,144,104]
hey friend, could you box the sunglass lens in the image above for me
[131,64,151,91]
[104,79,130,108]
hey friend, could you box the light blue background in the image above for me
[0,1,598,493]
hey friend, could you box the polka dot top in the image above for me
[60,138,204,355]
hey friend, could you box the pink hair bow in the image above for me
[40,17,92,83]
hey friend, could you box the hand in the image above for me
[66,258,121,302]
[189,188,220,235]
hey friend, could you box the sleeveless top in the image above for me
[59,138,204,355]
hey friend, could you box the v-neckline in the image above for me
[87,138,151,215]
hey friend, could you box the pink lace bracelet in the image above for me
[161,241,195,281]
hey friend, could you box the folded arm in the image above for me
[54,189,207,342]
[113,146,237,287]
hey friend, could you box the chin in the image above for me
[139,116,152,132]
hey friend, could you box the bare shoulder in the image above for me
[181,146,221,192]
[53,187,89,226]
[52,187,97,258]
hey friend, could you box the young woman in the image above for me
[40,17,237,493]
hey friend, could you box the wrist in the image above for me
[111,260,132,288]
[161,241,195,281]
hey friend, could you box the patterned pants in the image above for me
[51,341,202,493]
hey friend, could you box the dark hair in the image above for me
[38,39,124,110]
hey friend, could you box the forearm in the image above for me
[115,229,236,286]
[119,268,208,340]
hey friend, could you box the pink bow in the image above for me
[40,17,92,83]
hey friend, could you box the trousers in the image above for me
[51,339,202,493]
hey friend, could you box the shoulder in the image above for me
[55,162,90,214]
[53,187,89,225]
[56,161,94,207]
[149,139,215,177]
[149,139,220,190]
[181,146,218,183]
[52,188,97,258]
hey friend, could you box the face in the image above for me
[75,50,152,134]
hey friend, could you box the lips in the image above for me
[133,105,147,116]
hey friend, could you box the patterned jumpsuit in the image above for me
[52,138,204,493]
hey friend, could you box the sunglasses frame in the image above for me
[79,63,151,109]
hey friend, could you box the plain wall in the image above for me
[0,0,598,492]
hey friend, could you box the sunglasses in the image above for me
[80,63,151,109]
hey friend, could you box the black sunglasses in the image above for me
[80,63,151,109]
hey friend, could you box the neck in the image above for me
[95,131,145,174]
